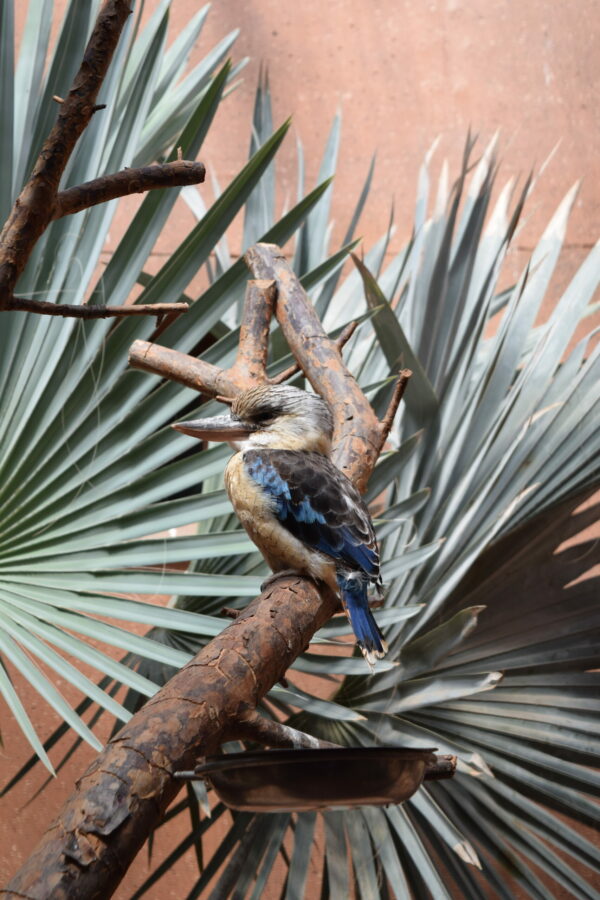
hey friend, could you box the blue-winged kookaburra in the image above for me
[173,385,387,664]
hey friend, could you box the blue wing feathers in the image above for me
[244,448,386,661]
[244,450,379,579]
[249,460,292,499]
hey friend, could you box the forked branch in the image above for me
[0,1,203,321]
[268,319,359,385]
[129,280,278,396]
[129,297,360,392]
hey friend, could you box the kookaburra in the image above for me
[173,384,387,664]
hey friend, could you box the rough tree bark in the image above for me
[4,246,413,898]
[0,0,204,320]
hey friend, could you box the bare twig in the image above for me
[336,318,360,350]
[52,160,206,219]
[376,368,412,453]
[267,360,305,385]
[7,298,190,319]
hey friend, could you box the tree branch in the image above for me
[129,298,360,392]
[245,244,386,493]
[0,2,204,322]
[268,319,359,385]
[6,245,413,899]
[227,280,277,384]
[130,339,238,393]
[6,298,190,319]
[376,368,413,455]
[52,160,206,219]
[129,279,277,394]
[0,0,133,311]
[4,577,340,899]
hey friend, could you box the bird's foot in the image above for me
[260,569,311,592]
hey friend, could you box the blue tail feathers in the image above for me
[337,572,388,665]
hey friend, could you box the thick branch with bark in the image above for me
[268,319,359,385]
[4,578,339,899]
[0,1,204,321]
[5,244,413,898]
[228,279,277,384]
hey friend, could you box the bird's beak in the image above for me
[171,413,258,442]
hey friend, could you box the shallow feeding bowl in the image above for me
[184,747,439,812]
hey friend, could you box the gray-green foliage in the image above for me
[1,2,599,897]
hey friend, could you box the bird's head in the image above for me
[172,384,334,454]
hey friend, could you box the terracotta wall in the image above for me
[2,1,598,897]
[182,0,599,292]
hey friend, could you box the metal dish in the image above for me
[191,747,438,812]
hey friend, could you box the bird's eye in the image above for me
[250,405,277,425]
[253,411,275,426]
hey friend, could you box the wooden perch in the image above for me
[0,0,204,321]
[5,244,412,898]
